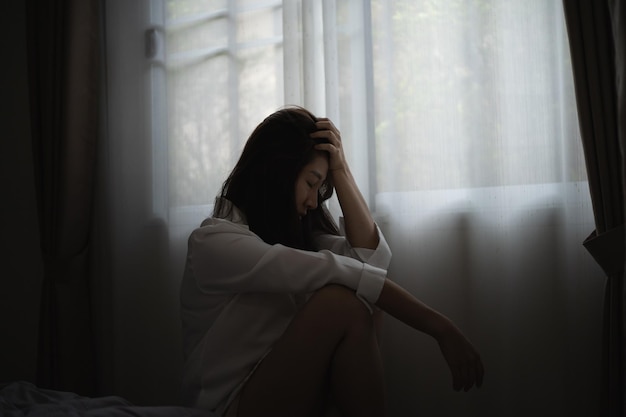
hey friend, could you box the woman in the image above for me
[180,107,484,417]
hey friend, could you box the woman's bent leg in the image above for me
[237,285,386,417]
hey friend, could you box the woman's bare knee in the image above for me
[304,285,373,330]
[237,286,374,417]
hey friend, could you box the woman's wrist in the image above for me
[428,313,458,342]
[329,166,349,177]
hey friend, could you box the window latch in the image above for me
[145,27,164,62]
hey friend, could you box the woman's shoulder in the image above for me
[196,198,249,232]
[195,216,251,236]
[187,217,260,257]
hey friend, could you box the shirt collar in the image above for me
[212,197,247,225]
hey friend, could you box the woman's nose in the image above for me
[306,191,318,210]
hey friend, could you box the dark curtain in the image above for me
[563,1,626,416]
[25,0,100,395]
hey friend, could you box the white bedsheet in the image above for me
[0,381,217,417]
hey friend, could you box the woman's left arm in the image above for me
[312,118,384,343]
[312,118,378,250]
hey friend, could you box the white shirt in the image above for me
[179,203,392,414]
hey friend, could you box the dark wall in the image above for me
[0,1,44,384]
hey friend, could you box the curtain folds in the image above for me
[563,1,626,416]
[25,0,100,395]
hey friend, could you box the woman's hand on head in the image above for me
[311,118,348,173]
[437,324,484,392]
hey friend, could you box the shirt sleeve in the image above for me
[313,218,392,270]
[187,219,387,304]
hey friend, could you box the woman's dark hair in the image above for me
[213,106,339,250]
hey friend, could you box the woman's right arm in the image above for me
[375,278,485,392]
[189,221,385,297]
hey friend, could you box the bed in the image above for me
[0,381,218,417]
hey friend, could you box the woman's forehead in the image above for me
[303,154,329,176]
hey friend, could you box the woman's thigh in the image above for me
[236,285,374,417]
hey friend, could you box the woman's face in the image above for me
[294,153,329,218]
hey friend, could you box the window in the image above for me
[152,0,585,225]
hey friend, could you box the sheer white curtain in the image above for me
[370,3,604,415]
[103,0,606,415]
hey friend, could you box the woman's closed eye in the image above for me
[307,177,322,189]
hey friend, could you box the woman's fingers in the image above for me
[310,130,340,146]
[452,361,481,392]
[461,351,483,391]
[439,332,484,392]
[315,118,340,138]
[311,118,347,171]
[451,367,463,391]
[465,365,476,391]
[311,126,341,148]
[464,354,484,391]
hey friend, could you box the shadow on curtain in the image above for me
[563,1,626,416]
[25,0,100,395]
